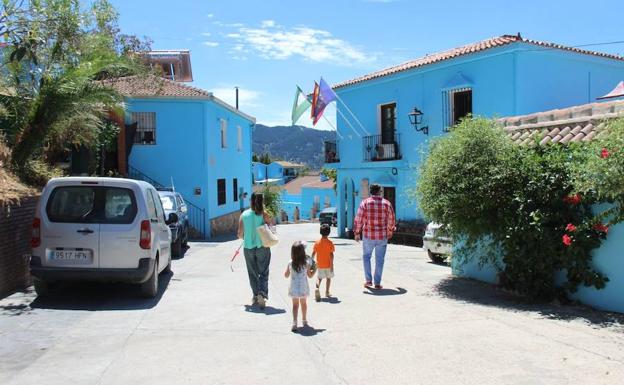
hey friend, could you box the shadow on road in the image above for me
[296,324,326,337]
[26,272,172,312]
[244,305,287,315]
[320,296,341,304]
[433,277,624,328]
[363,287,407,296]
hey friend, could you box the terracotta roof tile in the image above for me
[334,35,624,89]
[500,99,624,145]
[99,75,211,98]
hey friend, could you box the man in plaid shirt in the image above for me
[354,184,396,289]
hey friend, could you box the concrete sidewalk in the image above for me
[1,223,623,385]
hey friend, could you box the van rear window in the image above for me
[46,186,137,224]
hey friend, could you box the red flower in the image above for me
[601,148,610,159]
[593,223,609,234]
[562,234,573,246]
[563,194,582,205]
[565,223,577,232]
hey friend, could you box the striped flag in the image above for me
[291,86,312,125]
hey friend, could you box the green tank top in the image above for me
[241,209,265,249]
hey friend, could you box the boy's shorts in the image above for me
[317,268,334,279]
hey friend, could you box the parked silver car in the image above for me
[157,189,189,258]
[423,222,452,263]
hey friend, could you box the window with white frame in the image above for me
[442,87,472,130]
[237,125,242,152]
[220,119,227,148]
[132,112,156,144]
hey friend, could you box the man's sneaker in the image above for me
[314,289,321,302]
[364,281,373,288]
[257,295,266,309]
[374,284,383,290]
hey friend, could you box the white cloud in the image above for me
[261,20,276,28]
[363,0,399,3]
[223,21,376,66]
[203,41,219,47]
[211,86,262,109]
[207,13,214,18]
[201,32,212,37]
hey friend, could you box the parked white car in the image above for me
[423,222,452,263]
[30,177,176,298]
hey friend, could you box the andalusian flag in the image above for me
[291,86,312,125]
[311,78,337,126]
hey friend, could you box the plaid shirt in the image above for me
[354,196,396,240]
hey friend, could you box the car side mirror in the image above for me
[166,212,179,225]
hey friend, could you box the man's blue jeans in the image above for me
[362,237,388,285]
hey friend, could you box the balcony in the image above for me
[363,134,402,162]
[324,140,340,163]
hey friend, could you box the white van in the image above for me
[30,177,176,298]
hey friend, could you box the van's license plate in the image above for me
[47,250,91,261]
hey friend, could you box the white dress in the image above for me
[288,260,311,298]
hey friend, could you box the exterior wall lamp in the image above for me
[408,107,429,135]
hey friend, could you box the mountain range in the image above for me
[252,124,336,170]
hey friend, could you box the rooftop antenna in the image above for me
[235,86,239,110]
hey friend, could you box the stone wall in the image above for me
[210,210,241,237]
[0,196,39,298]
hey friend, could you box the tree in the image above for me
[0,0,150,179]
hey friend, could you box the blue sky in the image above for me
[108,0,624,129]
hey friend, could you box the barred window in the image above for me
[132,112,156,144]
[442,88,472,131]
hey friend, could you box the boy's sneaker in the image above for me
[314,289,321,302]
[257,295,266,309]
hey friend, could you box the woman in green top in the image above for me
[237,193,272,309]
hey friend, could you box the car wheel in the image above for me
[33,279,50,297]
[171,237,182,258]
[140,258,159,298]
[182,227,189,248]
[427,249,446,264]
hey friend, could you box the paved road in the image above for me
[1,223,623,385]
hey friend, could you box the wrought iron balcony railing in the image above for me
[324,140,340,163]
[363,134,402,162]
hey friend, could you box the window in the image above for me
[132,112,156,144]
[233,179,238,202]
[145,190,158,219]
[46,186,136,224]
[443,88,472,130]
[217,179,226,205]
[237,125,243,152]
[150,190,165,220]
[220,119,227,148]
[380,103,396,144]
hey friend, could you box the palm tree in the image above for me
[1,0,148,175]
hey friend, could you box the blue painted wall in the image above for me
[334,42,624,236]
[454,219,624,313]
[301,186,337,220]
[127,97,254,236]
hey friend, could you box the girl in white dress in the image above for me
[284,241,316,332]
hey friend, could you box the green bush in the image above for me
[416,117,612,301]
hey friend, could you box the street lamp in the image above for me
[408,107,428,135]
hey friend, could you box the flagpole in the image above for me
[334,93,368,136]
[320,114,344,140]
[335,107,362,138]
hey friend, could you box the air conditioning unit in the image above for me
[375,143,396,159]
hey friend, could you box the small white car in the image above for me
[30,177,176,298]
[423,222,452,263]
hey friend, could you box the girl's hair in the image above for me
[251,192,264,216]
[291,241,307,273]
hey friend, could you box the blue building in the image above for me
[105,74,255,239]
[252,161,305,185]
[329,34,624,237]
[277,175,336,222]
